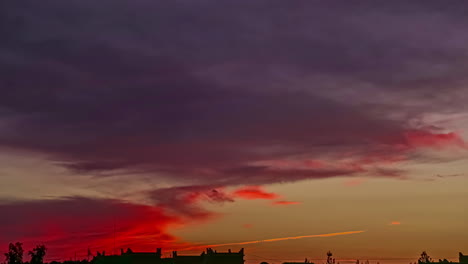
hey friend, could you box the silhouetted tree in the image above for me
[419,251,432,264]
[260,262,269,264]
[5,242,24,264]
[28,245,46,264]
[327,251,334,264]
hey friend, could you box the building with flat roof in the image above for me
[92,248,244,264]
[459,253,468,264]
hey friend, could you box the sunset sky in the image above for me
[1,1,468,264]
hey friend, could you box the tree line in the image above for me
[3,242,46,264]
[2,242,91,264]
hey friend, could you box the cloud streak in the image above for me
[271,201,301,206]
[181,230,366,250]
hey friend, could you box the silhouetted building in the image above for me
[93,248,164,264]
[283,258,313,264]
[92,248,244,264]
[283,262,314,264]
[460,253,468,264]
[282,252,329,264]
[201,248,245,264]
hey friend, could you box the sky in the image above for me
[1,1,468,263]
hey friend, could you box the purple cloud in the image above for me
[1,0,467,205]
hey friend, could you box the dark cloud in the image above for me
[2,2,468,259]
[1,1,468,187]
[149,186,234,218]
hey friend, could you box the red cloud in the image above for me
[404,130,466,149]
[271,200,301,206]
[0,197,201,261]
[242,224,253,229]
[390,221,401,225]
[233,186,280,200]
